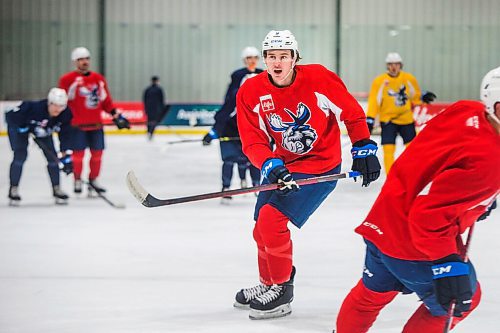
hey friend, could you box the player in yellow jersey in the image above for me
[366,53,434,174]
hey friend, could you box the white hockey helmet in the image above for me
[385,52,403,63]
[71,47,91,61]
[480,66,500,123]
[241,46,260,59]
[47,88,68,107]
[262,30,299,58]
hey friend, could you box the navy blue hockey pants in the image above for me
[8,126,60,187]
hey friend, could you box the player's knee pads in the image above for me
[13,149,28,163]
[255,204,289,236]
[90,149,103,160]
[351,279,398,309]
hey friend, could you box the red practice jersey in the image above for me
[59,71,114,129]
[356,100,500,261]
[236,64,370,174]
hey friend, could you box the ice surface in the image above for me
[0,134,498,333]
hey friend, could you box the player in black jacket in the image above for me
[5,88,74,205]
[203,47,263,203]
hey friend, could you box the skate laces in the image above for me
[254,285,283,305]
[243,284,269,301]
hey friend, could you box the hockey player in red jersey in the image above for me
[59,47,129,195]
[234,30,381,320]
[335,66,500,332]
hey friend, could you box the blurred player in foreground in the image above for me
[6,88,74,205]
[59,47,129,196]
[235,30,381,320]
[203,46,263,203]
[335,66,500,333]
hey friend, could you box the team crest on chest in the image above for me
[259,94,275,112]
[268,102,318,155]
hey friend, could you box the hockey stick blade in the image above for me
[126,170,361,208]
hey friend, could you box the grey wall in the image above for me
[1,0,498,102]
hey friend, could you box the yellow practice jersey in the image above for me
[367,71,422,125]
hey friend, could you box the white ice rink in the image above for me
[1,134,499,333]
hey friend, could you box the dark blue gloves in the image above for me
[59,153,73,175]
[432,254,472,317]
[422,91,437,104]
[351,139,381,187]
[261,158,299,196]
[202,129,218,146]
[366,117,375,134]
[113,114,130,129]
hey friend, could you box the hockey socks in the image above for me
[382,144,396,174]
[89,149,103,180]
[336,279,398,333]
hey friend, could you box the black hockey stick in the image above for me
[166,136,240,145]
[443,223,475,333]
[32,135,125,209]
[126,170,361,208]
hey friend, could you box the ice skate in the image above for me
[221,186,232,205]
[240,179,248,188]
[88,179,106,197]
[234,283,270,309]
[74,179,82,194]
[8,186,21,206]
[249,266,295,320]
[53,185,69,205]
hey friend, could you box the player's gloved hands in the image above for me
[351,139,381,187]
[422,91,437,104]
[477,199,497,222]
[432,254,473,317]
[261,158,299,196]
[59,152,73,175]
[113,114,130,129]
[202,129,218,146]
[366,117,375,134]
[32,125,51,138]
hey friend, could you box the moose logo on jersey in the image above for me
[79,84,100,109]
[388,85,408,106]
[268,102,317,154]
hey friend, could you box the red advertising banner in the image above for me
[413,102,450,130]
[101,101,147,125]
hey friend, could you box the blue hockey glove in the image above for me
[59,153,73,175]
[432,254,473,317]
[351,139,381,187]
[113,114,130,129]
[261,158,299,196]
[32,125,51,138]
[202,129,218,146]
[366,117,375,134]
[477,199,497,222]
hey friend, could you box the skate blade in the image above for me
[55,199,68,205]
[233,302,250,310]
[220,197,232,205]
[8,200,20,207]
[249,303,292,320]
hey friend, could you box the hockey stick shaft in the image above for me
[167,136,240,145]
[443,223,475,333]
[126,170,361,208]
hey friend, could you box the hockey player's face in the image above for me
[48,103,66,117]
[244,56,259,71]
[387,63,402,77]
[75,57,90,73]
[265,50,294,86]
